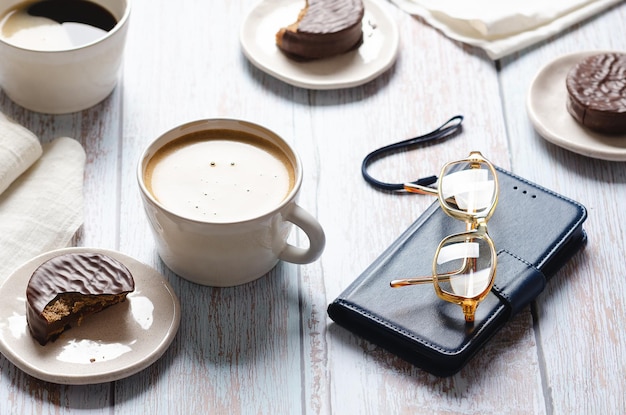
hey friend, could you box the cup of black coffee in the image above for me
[0,0,130,113]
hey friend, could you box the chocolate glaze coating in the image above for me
[26,252,135,345]
[566,53,626,135]
[276,0,364,60]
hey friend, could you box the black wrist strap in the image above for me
[361,115,464,192]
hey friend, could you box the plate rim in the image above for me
[0,247,181,385]
[239,0,400,89]
[526,50,626,161]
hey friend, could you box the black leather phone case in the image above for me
[327,167,588,376]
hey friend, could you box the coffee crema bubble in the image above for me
[0,0,117,50]
[144,130,296,223]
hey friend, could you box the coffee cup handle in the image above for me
[278,204,326,264]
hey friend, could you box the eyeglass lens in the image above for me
[435,234,494,298]
[440,162,496,217]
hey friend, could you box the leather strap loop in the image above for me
[361,115,464,191]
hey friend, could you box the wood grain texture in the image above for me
[499,3,626,414]
[0,0,625,413]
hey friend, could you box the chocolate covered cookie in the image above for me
[26,252,135,345]
[566,52,626,135]
[276,0,364,60]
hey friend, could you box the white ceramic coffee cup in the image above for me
[137,119,326,287]
[0,0,130,114]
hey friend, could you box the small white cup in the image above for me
[0,0,130,114]
[137,119,326,287]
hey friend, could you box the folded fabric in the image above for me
[389,0,622,59]
[0,112,43,194]
[0,114,85,281]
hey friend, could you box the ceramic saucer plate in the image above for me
[0,247,181,385]
[240,0,400,89]
[526,51,626,161]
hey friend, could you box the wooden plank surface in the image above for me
[0,0,625,413]
[499,3,626,414]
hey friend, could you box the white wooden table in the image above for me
[1,0,625,413]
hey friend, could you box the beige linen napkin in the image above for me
[0,113,85,281]
[0,113,43,194]
[390,0,622,59]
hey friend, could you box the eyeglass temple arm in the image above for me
[390,276,434,287]
[403,182,438,195]
[404,182,460,209]
[390,269,463,287]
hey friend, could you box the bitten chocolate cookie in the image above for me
[565,52,626,135]
[26,252,135,345]
[276,0,364,60]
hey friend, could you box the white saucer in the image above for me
[0,247,181,385]
[240,0,400,89]
[526,51,626,161]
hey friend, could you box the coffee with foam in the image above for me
[137,119,325,286]
[144,129,295,223]
[0,0,117,51]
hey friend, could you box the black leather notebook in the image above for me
[327,167,588,376]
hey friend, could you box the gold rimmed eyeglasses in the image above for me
[390,151,499,323]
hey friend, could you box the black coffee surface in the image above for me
[27,0,117,32]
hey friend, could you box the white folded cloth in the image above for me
[389,0,622,59]
[0,113,85,281]
[0,113,42,194]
